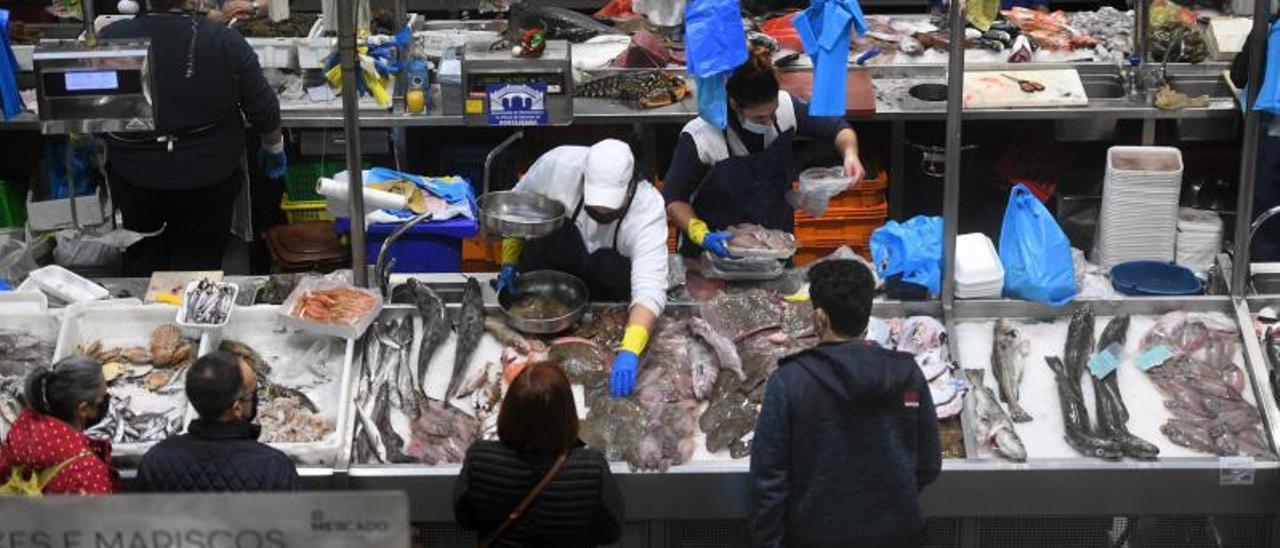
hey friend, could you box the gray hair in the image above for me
[23,356,104,423]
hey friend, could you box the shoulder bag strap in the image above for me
[478,452,570,548]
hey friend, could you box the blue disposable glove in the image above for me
[609,350,639,398]
[497,264,518,295]
[259,146,288,180]
[701,231,734,258]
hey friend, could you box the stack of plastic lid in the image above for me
[1175,207,1223,275]
[1093,146,1184,268]
[955,233,1004,299]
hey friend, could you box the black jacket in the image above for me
[1231,17,1275,90]
[99,13,280,190]
[453,440,625,548]
[136,420,300,492]
[750,341,942,548]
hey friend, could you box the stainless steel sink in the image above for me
[1252,263,1280,295]
[1081,76,1126,99]
[1166,77,1234,98]
[1164,76,1238,141]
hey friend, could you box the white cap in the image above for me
[583,139,634,209]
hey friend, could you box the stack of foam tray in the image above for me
[1175,207,1224,275]
[1093,146,1184,268]
[955,233,1004,299]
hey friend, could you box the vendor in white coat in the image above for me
[498,139,669,398]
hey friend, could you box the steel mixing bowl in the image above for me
[478,191,567,239]
[498,270,588,335]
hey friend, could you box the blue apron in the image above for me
[680,122,795,257]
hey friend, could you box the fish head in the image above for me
[993,427,1027,461]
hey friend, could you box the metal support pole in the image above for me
[890,120,905,221]
[82,0,97,47]
[392,0,408,113]
[1134,0,1149,63]
[1230,0,1271,298]
[339,0,368,287]
[940,0,965,309]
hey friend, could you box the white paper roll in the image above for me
[315,177,408,212]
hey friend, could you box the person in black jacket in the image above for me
[454,362,625,547]
[1232,14,1280,260]
[99,0,284,275]
[136,351,299,492]
[751,259,942,548]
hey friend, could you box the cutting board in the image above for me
[776,69,876,117]
[962,69,1088,109]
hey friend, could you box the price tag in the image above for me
[1088,348,1120,379]
[1220,456,1255,486]
[1134,345,1176,371]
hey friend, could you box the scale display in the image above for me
[64,71,119,91]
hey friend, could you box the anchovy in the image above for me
[1090,316,1160,460]
[449,278,485,399]
[991,320,1031,422]
[963,369,1027,462]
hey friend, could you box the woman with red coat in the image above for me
[0,356,118,495]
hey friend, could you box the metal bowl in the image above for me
[498,270,589,335]
[478,191,567,239]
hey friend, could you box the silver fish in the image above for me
[963,369,1027,462]
[687,337,719,401]
[689,316,745,381]
[991,319,1032,422]
[449,278,485,398]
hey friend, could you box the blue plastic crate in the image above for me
[335,217,479,273]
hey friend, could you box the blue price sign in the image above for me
[486,83,549,126]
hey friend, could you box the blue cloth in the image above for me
[793,0,866,116]
[1252,21,1280,116]
[367,167,475,204]
[751,341,941,548]
[694,73,731,129]
[0,10,27,121]
[870,216,943,296]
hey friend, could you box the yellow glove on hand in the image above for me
[500,238,525,266]
[619,324,650,356]
[686,218,712,246]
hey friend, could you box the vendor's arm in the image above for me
[662,133,711,239]
[621,187,669,341]
[793,95,864,182]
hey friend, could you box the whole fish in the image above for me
[1266,327,1280,399]
[1045,356,1122,460]
[689,316,745,381]
[1089,316,1159,460]
[963,369,1027,462]
[991,320,1032,422]
[381,318,406,410]
[1064,308,1095,381]
[449,278,485,398]
[1161,419,1224,455]
[393,316,420,408]
[408,279,449,390]
[687,338,719,401]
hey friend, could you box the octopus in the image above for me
[575,70,691,109]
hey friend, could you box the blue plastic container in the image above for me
[334,217,479,273]
[1110,261,1203,296]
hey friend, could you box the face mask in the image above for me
[739,113,772,135]
[85,397,110,429]
[586,207,624,225]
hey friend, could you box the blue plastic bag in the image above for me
[685,0,747,129]
[792,0,866,117]
[1251,20,1280,115]
[870,215,942,296]
[0,10,25,121]
[998,184,1077,305]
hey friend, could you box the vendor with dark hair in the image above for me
[136,350,298,492]
[663,47,865,259]
[98,0,283,275]
[751,260,941,548]
[0,356,116,495]
[454,362,625,547]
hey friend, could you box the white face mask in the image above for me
[739,115,771,135]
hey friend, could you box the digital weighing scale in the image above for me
[32,40,155,134]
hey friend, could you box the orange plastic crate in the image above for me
[794,203,888,243]
[792,169,888,217]
[462,235,501,272]
[794,239,872,266]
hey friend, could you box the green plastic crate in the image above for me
[0,181,27,228]
[284,160,371,201]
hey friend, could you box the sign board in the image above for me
[0,491,409,548]
[486,83,549,126]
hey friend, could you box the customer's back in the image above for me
[751,260,942,548]
[137,351,298,492]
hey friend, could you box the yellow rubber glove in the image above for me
[619,324,650,356]
[500,237,525,266]
[686,217,711,245]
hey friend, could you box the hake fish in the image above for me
[1091,316,1160,460]
[963,369,1027,462]
[991,320,1032,422]
[1045,356,1122,460]
[449,278,485,398]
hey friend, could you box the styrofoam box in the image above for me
[954,232,1004,286]
[197,305,354,467]
[52,303,195,464]
[26,187,110,232]
[13,45,34,72]
[0,309,62,438]
[247,36,300,69]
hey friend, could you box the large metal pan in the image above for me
[478,191,566,239]
[498,270,588,334]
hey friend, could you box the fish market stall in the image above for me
[0,306,61,438]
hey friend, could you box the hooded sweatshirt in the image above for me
[750,340,942,548]
[0,409,117,495]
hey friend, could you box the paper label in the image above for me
[1135,345,1176,371]
[1088,348,1120,379]
[1220,456,1255,486]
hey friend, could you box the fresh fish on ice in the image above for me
[1089,316,1159,460]
[963,369,1027,462]
[407,279,450,392]
[991,319,1032,422]
[449,278,485,398]
[1044,356,1122,460]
